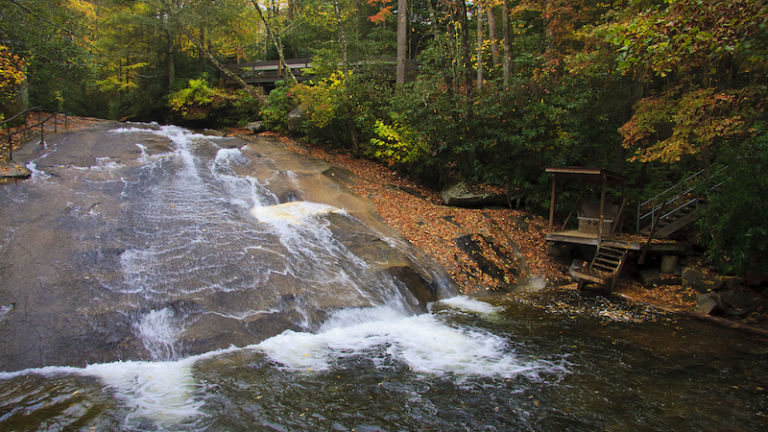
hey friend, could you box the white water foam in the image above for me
[0,357,204,427]
[257,305,561,379]
[86,359,202,426]
[212,147,247,168]
[0,304,565,428]
[249,201,345,226]
[135,308,184,361]
[25,161,50,181]
[438,296,501,314]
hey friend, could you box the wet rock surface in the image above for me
[0,123,455,371]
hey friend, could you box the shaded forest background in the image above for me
[1,0,767,278]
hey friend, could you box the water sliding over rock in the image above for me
[0,123,569,430]
[0,122,455,368]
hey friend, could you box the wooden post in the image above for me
[7,129,13,161]
[598,173,607,243]
[561,191,584,231]
[40,120,45,146]
[54,113,58,133]
[639,199,668,265]
[548,175,557,232]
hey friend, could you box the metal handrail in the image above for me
[658,197,698,221]
[0,106,42,126]
[639,185,697,222]
[2,109,67,162]
[637,170,706,231]
[638,169,706,209]
[636,167,724,232]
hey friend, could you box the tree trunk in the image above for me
[333,0,359,154]
[251,0,297,84]
[396,0,407,85]
[458,0,476,167]
[487,5,499,67]
[476,3,483,91]
[502,0,512,88]
[166,29,174,89]
[333,0,349,70]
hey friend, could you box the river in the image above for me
[0,123,765,431]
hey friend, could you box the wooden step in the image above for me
[593,262,617,272]
[597,249,626,258]
[654,211,700,239]
[595,257,620,267]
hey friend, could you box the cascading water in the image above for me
[0,123,578,430]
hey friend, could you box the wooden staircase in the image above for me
[572,244,627,292]
[636,169,719,240]
[639,197,705,239]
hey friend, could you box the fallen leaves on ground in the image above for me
[615,280,698,311]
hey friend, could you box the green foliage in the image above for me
[168,78,262,125]
[700,134,768,276]
[599,0,768,80]
[366,120,431,173]
[291,72,347,130]
[261,82,296,132]
[168,78,215,118]
[284,70,393,150]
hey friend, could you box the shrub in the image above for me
[168,78,215,120]
[700,134,768,277]
[261,81,296,132]
[365,120,431,173]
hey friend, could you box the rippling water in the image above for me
[0,124,766,431]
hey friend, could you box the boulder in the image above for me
[441,181,508,208]
[660,255,678,274]
[285,106,305,133]
[385,266,438,308]
[719,287,758,317]
[639,268,662,288]
[696,292,721,315]
[682,266,724,293]
[0,162,31,179]
[244,121,264,133]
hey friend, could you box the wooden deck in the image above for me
[546,230,689,253]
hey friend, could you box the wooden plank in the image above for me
[598,173,607,243]
[571,270,608,285]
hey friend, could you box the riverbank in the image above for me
[250,131,768,334]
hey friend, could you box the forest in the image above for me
[1,0,767,278]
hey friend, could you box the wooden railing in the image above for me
[1,108,69,162]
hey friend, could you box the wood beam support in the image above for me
[549,175,556,232]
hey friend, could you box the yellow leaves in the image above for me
[67,0,96,18]
[622,88,757,163]
[0,44,27,98]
